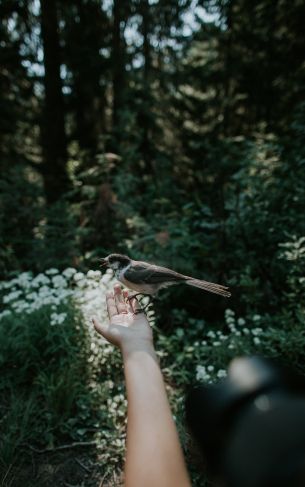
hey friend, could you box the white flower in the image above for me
[50,312,67,325]
[237,318,246,326]
[196,365,206,381]
[253,314,261,321]
[217,369,227,379]
[226,317,235,325]
[45,268,59,275]
[225,309,235,317]
[26,292,39,301]
[76,279,87,288]
[252,328,263,336]
[87,270,101,279]
[31,273,50,287]
[243,328,250,335]
[3,290,23,303]
[62,267,77,279]
[213,341,221,346]
[207,330,216,339]
[87,270,96,279]
[52,275,68,288]
[207,365,214,372]
[74,272,85,282]
[253,337,261,346]
[101,269,113,283]
[0,310,12,320]
[17,272,32,288]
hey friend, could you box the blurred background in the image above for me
[1,0,305,485]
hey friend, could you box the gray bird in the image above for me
[100,253,231,299]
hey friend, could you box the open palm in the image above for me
[93,284,153,349]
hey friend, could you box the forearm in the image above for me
[122,341,191,487]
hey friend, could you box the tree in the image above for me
[40,0,69,204]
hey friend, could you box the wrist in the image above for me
[121,338,156,360]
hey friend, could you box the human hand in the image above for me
[92,284,154,354]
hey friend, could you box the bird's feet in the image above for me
[127,293,153,314]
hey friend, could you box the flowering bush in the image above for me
[0,267,130,480]
[0,267,114,323]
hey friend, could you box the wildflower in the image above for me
[196,365,206,381]
[207,330,216,339]
[87,270,101,279]
[217,369,227,379]
[76,279,87,288]
[226,317,235,325]
[252,328,263,336]
[253,337,261,346]
[74,272,85,282]
[3,290,23,303]
[176,328,184,338]
[32,273,50,287]
[237,318,246,326]
[0,310,12,320]
[225,309,235,317]
[50,312,67,325]
[45,268,59,275]
[52,275,68,288]
[207,365,214,372]
[63,267,77,279]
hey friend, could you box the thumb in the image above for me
[92,316,110,339]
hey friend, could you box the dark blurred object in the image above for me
[185,356,305,487]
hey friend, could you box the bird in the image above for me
[100,254,231,304]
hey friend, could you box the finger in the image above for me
[130,295,141,314]
[92,316,110,340]
[114,285,128,314]
[123,290,132,312]
[106,291,117,319]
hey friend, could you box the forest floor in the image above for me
[4,448,123,487]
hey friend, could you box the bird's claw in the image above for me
[126,293,152,315]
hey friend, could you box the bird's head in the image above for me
[100,253,131,271]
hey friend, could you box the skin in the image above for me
[92,284,191,487]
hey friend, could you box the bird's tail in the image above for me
[186,278,231,298]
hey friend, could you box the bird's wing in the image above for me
[125,263,186,284]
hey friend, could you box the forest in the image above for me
[1,0,305,485]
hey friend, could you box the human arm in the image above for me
[92,285,191,487]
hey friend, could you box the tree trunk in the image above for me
[139,0,153,172]
[40,0,69,204]
[112,0,126,146]
[70,0,105,156]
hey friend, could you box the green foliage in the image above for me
[0,302,90,462]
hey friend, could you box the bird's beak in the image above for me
[99,258,108,267]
